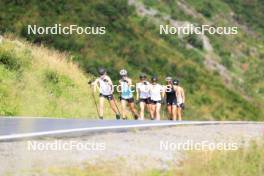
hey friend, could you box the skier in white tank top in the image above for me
[92,68,120,120]
[136,73,151,120]
[149,76,165,120]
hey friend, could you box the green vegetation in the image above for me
[0,37,115,118]
[223,0,264,35]
[168,140,264,176]
[0,0,263,119]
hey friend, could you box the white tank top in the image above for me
[98,77,112,95]
[136,82,150,99]
[150,84,163,101]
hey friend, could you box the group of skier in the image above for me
[90,68,185,121]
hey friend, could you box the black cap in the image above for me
[98,68,106,75]
[173,79,179,85]
[151,76,158,82]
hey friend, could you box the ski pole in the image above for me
[112,95,121,115]
[88,81,100,119]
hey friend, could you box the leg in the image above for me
[177,107,182,121]
[156,103,161,120]
[146,101,152,114]
[128,102,139,119]
[167,105,172,120]
[109,99,119,115]
[150,104,155,120]
[121,99,127,119]
[172,105,177,121]
[139,102,145,120]
[99,97,105,118]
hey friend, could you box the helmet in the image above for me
[165,76,172,81]
[173,79,179,85]
[151,76,158,82]
[139,73,147,79]
[119,69,127,76]
[98,68,106,75]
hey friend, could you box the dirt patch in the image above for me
[0,124,263,175]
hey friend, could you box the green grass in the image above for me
[169,140,264,176]
[0,36,117,118]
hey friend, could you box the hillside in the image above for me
[0,35,115,118]
[0,0,263,120]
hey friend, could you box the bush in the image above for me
[221,56,233,69]
[0,50,21,70]
[186,34,203,50]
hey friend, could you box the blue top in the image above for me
[120,81,133,99]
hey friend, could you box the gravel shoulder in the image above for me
[0,124,263,175]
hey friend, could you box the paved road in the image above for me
[0,117,263,141]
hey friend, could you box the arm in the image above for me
[161,87,166,98]
[91,78,99,92]
[181,87,185,103]
[127,78,135,98]
[118,80,122,96]
[136,83,139,100]
[161,85,165,99]
[127,78,132,86]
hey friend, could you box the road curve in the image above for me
[0,117,263,141]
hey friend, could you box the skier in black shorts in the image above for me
[173,79,185,121]
[165,77,177,120]
[92,68,121,120]
[136,73,151,120]
[118,69,139,120]
[149,76,165,120]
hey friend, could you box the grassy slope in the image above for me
[0,0,263,120]
[0,35,115,118]
[165,140,264,176]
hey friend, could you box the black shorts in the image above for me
[166,98,177,106]
[120,97,134,103]
[139,98,151,104]
[177,103,184,109]
[99,94,113,100]
[150,100,161,104]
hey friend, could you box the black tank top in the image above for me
[165,84,176,100]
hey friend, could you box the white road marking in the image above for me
[0,120,263,140]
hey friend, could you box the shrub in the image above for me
[221,56,233,70]
[0,50,21,70]
[186,34,203,50]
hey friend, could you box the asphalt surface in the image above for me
[0,117,263,141]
